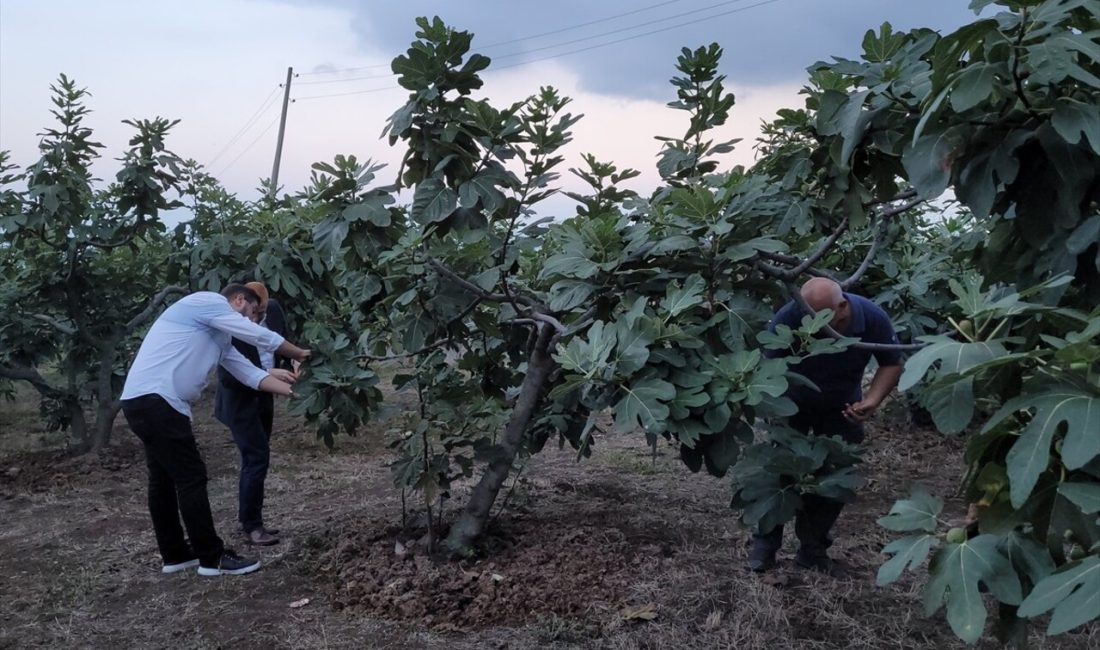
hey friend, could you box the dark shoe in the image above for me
[197,549,262,576]
[748,543,777,573]
[238,525,280,536]
[795,552,848,578]
[161,557,199,574]
[243,528,280,546]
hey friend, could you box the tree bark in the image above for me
[68,399,89,451]
[444,323,556,555]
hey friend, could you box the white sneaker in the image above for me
[162,558,199,574]
[197,549,261,576]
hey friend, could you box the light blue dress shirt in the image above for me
[121,292,286,417]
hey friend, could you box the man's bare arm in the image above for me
[844,364,903,422]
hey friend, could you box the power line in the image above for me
[292,0,783,102]
[207,86,281,168]
[296,0,687,77]
[491,0,758,62]
[295,70,395,86]
[216,113,281,178]
[293,84,401,102]
[492,0,783,72]
[477,0,686,49]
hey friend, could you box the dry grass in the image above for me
[0,388,1097,650]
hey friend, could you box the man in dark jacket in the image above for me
[749,277,903,577]
[215,282,290,546]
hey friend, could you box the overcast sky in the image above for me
[0,1,982,218]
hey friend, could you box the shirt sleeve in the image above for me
[197,297,286,352]
[870,313,903,367]
[220,345,271,389]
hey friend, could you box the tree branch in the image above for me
[841,218,891,290]
[427,259,538,308]
[755,252,837,279]
[528,312,566,333]
[32,314,77,336]
[781,282,927,352]
[791,216,849,278]
[126,285,187,332]
[0,363,66,398]
[841,195,925,289]
[361,338,454,362]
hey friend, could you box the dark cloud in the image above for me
[294,0,984,98]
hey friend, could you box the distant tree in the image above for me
[0,76,187,451]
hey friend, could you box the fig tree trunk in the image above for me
[444,323,555,555]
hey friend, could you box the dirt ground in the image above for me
[1,386,1097,650]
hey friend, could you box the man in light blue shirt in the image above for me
[121,283,310,576]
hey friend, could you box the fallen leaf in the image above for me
[394,541,407,557]
[621,603,658,621]
[491,573,505,582]
[289,598,311,609]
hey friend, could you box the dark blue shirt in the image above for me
[767,293,901,410]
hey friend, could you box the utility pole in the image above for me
[269,66,293,198]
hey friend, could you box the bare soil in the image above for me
[1,390,1097,650]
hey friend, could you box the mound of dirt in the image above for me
[309,512,669,629]
[0,444,141,494]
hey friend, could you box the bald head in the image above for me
[801,278,843,311]
[800,277,852,333]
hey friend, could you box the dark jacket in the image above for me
[214,299,287,427]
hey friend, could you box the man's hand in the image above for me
[845,365,903,423]
[843,398,879,423]
[268,368,298,384]
[257,375,294,397]
[275,341,311,364]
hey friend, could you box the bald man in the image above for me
[749,277,903,577]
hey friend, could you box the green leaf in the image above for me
[862,22,906,62]
[903,128,962,199]
[1001,531,1056,585]
[342,194,394,226]
[1052,99,1100,154]
[613,377,676,432]
[540,251,599,280]
[548,279,593,312]
[613,318,654,375]
[411,178,458,224]
[1066,215,1100,256]
[724,237,788,262]
[312,217,349,258]
[878,533,938,586]
[660,274,705,317]
[878,485,943,532]
[900,339,1005,390]
[1059,482,1100,515]
[649,234,698,255]
[554,320,615,375]
[924,535,1023,644]
[837,90,876,167]
[987,387,1100,506]
[458,168,507,214]
[949,62,997,112]
[899,339,1006,434]
[1017,556,1100,635]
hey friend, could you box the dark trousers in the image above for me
[754,407,865,558]
[229,393,275,533]
[122,394,224,566]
